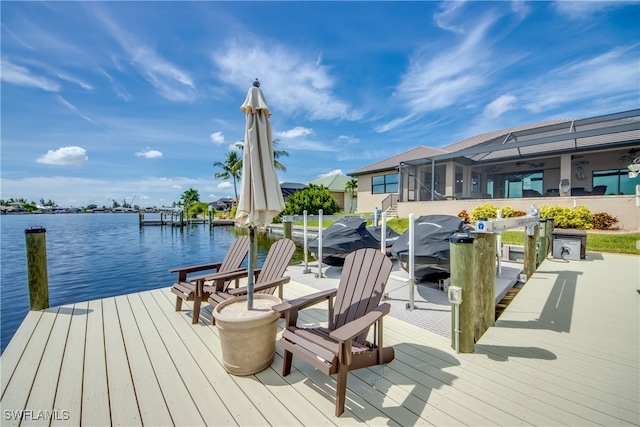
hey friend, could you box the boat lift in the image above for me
[406,205,540,311]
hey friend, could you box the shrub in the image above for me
[281,184,340,216]
[539,205,593,229]
[511,210,527,217]
[470,204,514,221]
[592,212,619,230]
[470,204,498,221]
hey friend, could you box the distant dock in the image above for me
[138,211,235,227]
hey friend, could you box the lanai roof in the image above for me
[349,109,640,174]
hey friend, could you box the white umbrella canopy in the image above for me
[235,79,285,309]
[236,80,285,227]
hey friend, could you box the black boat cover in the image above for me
[391,214,473,270]
[308,216,400,266]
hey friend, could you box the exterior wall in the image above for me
[331,191,345,209]
[397,195,639,231]
[356,172,393,213]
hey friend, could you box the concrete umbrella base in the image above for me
[213,294,281,376]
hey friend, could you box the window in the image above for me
[372,173,398,194]
[471,172,481,193]
[487,171,543,198]
[593,169,639,195]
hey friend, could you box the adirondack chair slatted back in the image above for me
[256,238,296,294]
[220,235,250,273]
[332,248,393,342]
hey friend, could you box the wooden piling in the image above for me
[537,219,547,266]
[474,233,496,341]
[283,221,292,239]
[544,218,554,257]
[450,234,475,353]
[25,227,49,310]
[524,225,539,281]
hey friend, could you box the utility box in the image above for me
[552,230,586,259]
[553,238,581,261]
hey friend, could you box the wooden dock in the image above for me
[1,252,638,425]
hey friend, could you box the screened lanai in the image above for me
[398,109,640,202]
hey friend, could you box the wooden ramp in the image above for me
[1,253,638,426]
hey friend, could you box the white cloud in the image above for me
[135,148,163,159]
[553,1,630,20]
[172,185,182,189]
[56,72,93,90]
[210,131,225,144]
[319,169,343,178]
[0,59,60,91]
[336,135,360,144]
[56,95,95,124]
[97,11,197,102]
[433,1,467,34]
[228,143,242,152]
[522,46,639,113]
[100,68,132,101]
[218,181,232,189]
[394,15,497,116]
[276,127,314,139]
[510,0,531,20]
[483,94,518,119]
[36,146,88,165]
[213,41,361,120]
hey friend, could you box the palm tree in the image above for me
[181,188,200,218]
[234,138,289,172]
[214,151,242,199]
[345,178,357,194]
[345,178,358,213]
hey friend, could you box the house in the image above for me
[280,182,307,203]
[349,109,640,230]
[308,173,356,213]
[213,198,235,211]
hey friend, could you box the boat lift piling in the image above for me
[406,213,416,311]
[315,209,325,278]
[449,206,542,352]
[380,212,387,254]
[302,210,312,274]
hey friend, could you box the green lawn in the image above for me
[500,230,640,255]
[294,217,640,255]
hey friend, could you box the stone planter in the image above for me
[212,294,281,376]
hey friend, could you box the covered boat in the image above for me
[391,214,473,280]
[308,216,400,266]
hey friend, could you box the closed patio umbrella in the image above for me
[235,79,285,309]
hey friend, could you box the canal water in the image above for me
[0,213,305,354]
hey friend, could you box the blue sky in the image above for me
[2,1,639,208]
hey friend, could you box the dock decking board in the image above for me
[1,253,638,426]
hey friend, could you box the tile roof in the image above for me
[309,173,351,191]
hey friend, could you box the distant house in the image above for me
[280,182,306,202]
[213,198,235,211]
[309,173,356,212]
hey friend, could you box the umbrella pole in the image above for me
[247,227,255,310]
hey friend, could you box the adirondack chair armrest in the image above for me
[191,267,256,284]
[227,276,291,296]
[189,267,247,283]
[272,289,338,314]
[169,262,223,274]
[330,303,391,343]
